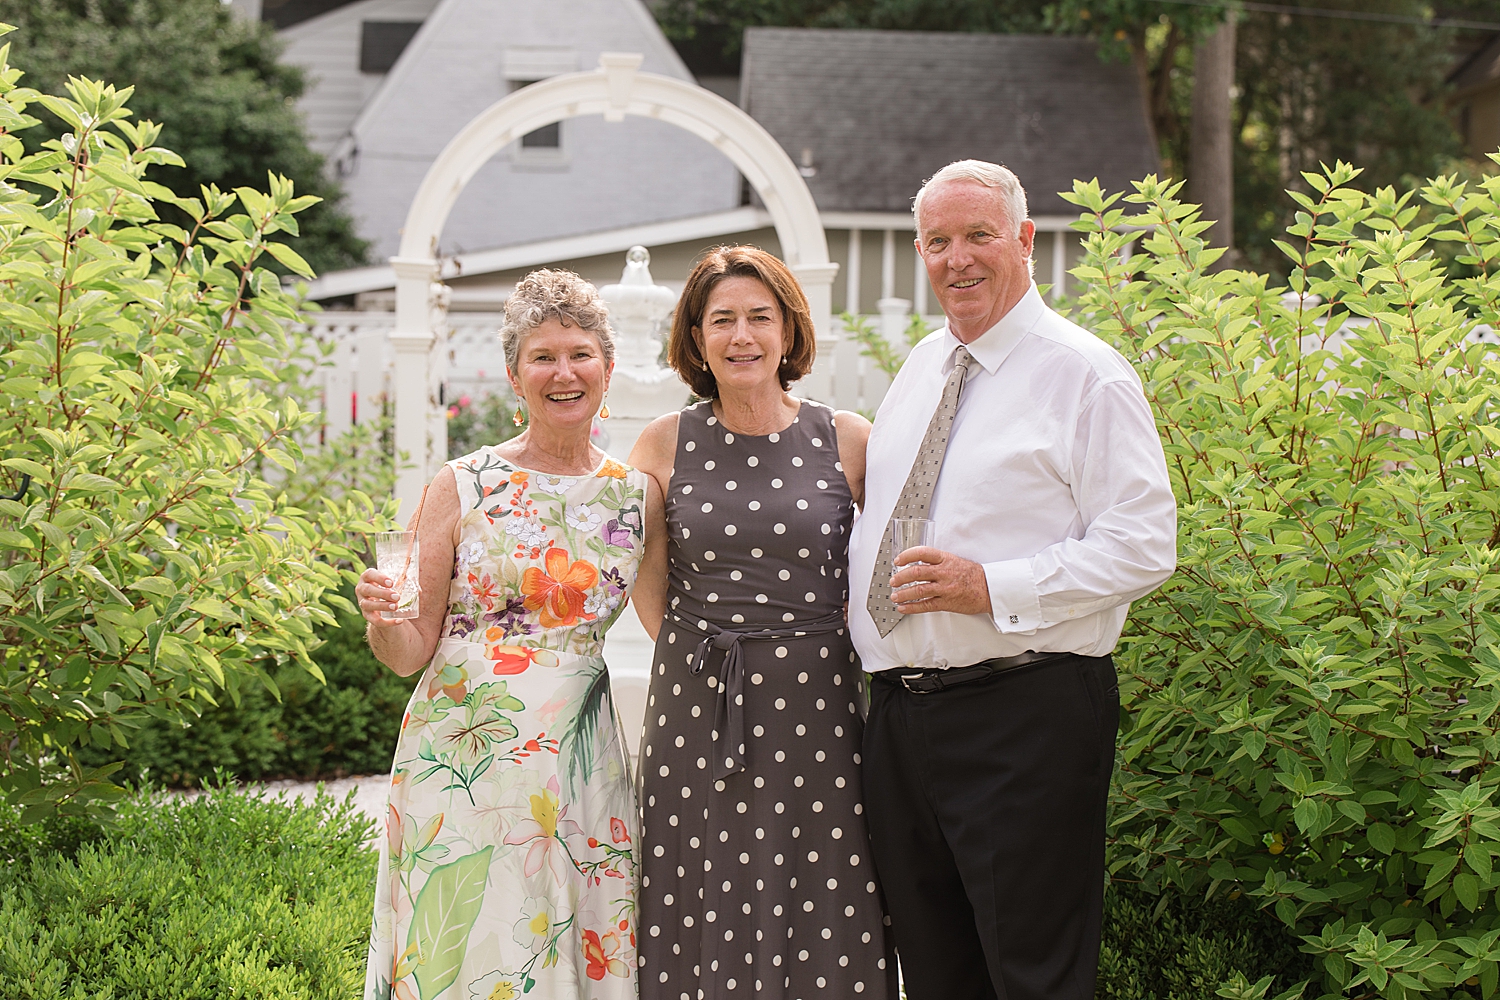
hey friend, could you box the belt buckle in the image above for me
[898,671,936,695]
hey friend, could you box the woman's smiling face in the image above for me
[509,318,611,434]
[695,275,788,395]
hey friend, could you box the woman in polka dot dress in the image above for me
[629,247,898,1000]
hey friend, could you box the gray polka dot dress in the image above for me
[638,400,898,1000]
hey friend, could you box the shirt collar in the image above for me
[940,282,1046,376]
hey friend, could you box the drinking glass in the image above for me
[889,517,945,667]
[373,531,421,620]
[890,517,936,574]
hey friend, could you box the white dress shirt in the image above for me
[848,283,1177,672]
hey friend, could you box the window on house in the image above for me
[360,21,423,74]
[510,80,561,148]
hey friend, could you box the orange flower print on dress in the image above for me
[468,571,501,611]
[596,458,629,479]
[483,637,560,675]
[582,928,631,980]
[520,547,599,628]
[610,816,630,844]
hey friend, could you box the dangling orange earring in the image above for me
[599,395,611,420]
[513,405,524,427]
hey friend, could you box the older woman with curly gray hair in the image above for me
[355,268,659,1000]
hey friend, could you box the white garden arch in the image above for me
[388,53,838,514]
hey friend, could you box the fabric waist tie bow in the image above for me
[673,610,849,781]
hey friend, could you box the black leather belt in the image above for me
[874,651,1069,695]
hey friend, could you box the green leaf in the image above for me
[1293,797,1326,837]
[0,529,34,549]
[63,473,119,493]
[81,564,131,606]
[263,241,315,279]
[80,623,110,654]
[1221,817,1261,845]
[189,597,236,622]
[407,846,493,999]
[1425,853,1460,889]
[1,458,51,482]
[1455,872,1481,911]
[1367,823,1397,854]
[127,577,177,597]
[146,621,164,669]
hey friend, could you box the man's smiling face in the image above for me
[916,178,1036,344]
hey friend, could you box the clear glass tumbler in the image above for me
[890,517,936,572]
[373,531,421,620]
[889,517,946,668]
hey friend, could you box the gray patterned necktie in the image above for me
[867,345,974,638]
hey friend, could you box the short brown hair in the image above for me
[668,246,816,398]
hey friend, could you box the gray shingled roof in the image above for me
[741,28,1160,216]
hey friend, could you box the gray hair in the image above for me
[502,269,616,373]
[913,160,1029,237]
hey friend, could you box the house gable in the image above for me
[278,0,441,159]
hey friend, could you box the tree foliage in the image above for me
[1233,2,1464,274]
[0,30,392,821]
[1066,159,1500,997]
[0,0,368,275]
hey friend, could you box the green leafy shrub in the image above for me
[1099,880,1312,999]
[0,783,375,998]
[76,587,414,785]
[1066,161,1500,997]
[0,31,394,820]
[0,805,103,868]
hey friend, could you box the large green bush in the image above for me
[1067,161,1500,998]
[76,586,412,785]
[0,783,374,998]
[0,30,393,821]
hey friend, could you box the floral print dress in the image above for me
[365,447,646,1000]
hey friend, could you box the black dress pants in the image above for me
[862,654,1119,1000]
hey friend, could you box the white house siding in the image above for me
[278,0,442,158]
[326,0,742,262]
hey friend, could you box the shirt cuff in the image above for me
[984,558,1042,634]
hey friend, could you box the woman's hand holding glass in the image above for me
[356,566,409,627]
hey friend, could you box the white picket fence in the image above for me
[302,308,938,434]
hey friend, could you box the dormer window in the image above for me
[502,48,576,167]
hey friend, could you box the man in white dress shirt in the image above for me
[849,160,1177,1000]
